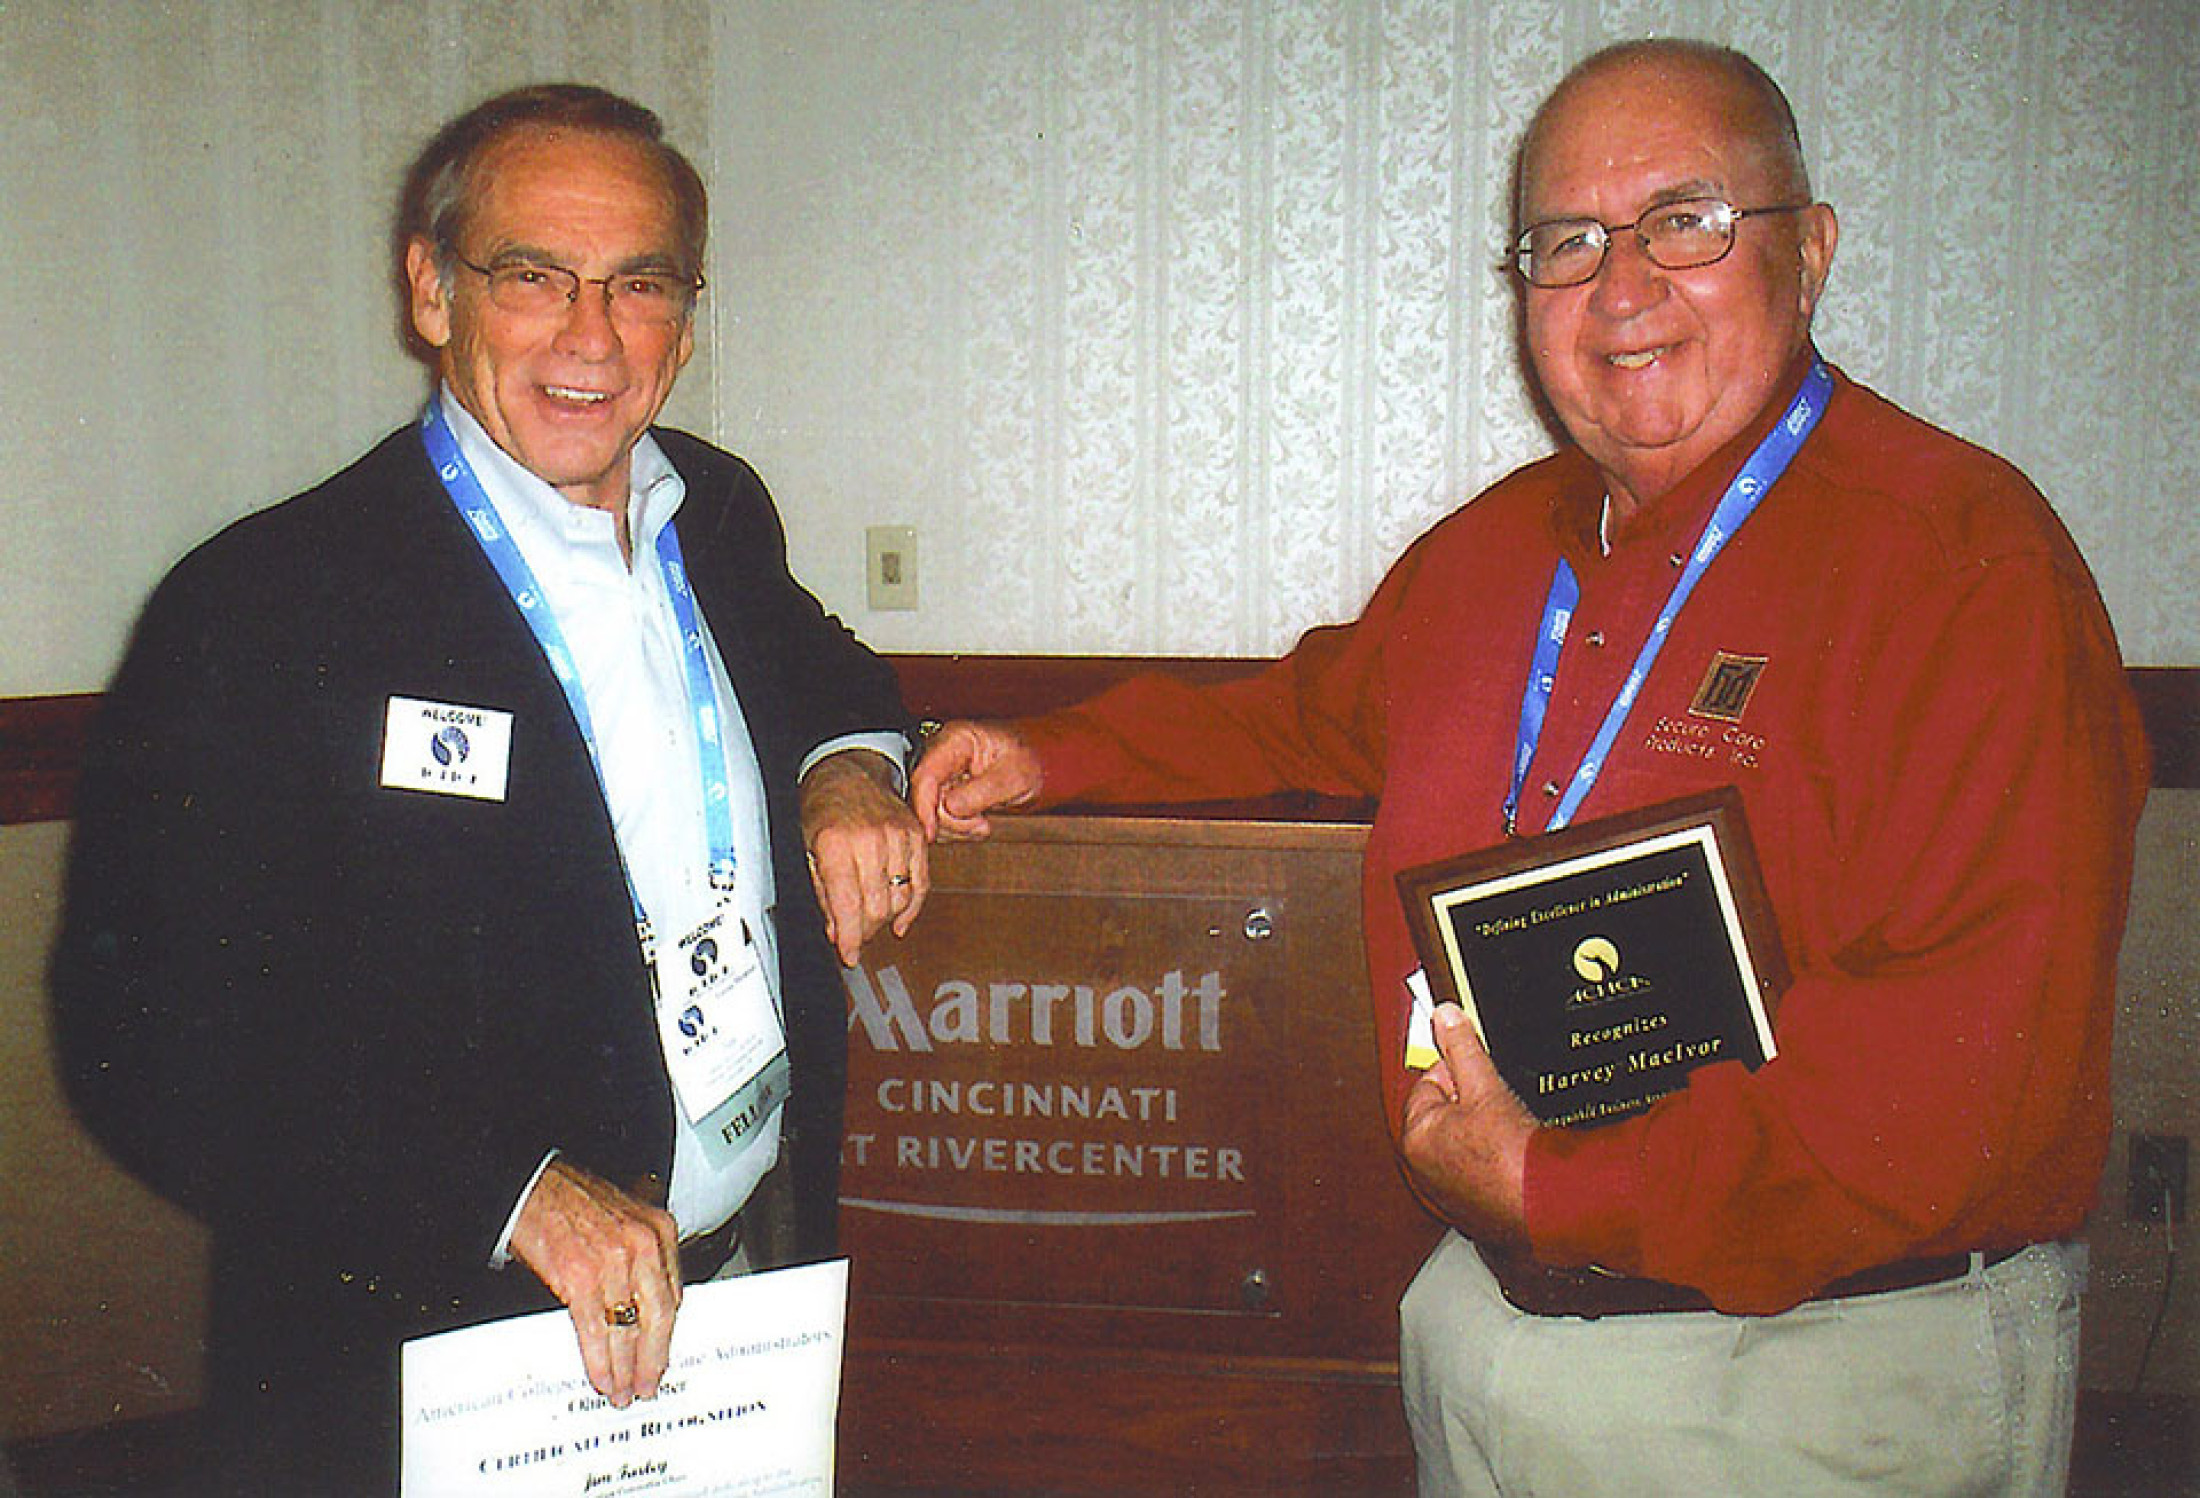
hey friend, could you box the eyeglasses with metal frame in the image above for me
[455,255,705,325]
[1510,198,1813,289]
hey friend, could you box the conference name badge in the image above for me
[651,905,787,1130]
[379,696,513,802]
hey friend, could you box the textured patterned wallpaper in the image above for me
[716,0,2198,663]
[3,0,2192,692]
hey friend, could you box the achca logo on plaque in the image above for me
[1567,936,1653,1003]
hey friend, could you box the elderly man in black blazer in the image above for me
[51,84,923,1493]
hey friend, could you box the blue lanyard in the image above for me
[1504,359,1833,836]
[420,398,740,926]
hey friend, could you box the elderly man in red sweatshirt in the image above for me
[909,38,2148,1498]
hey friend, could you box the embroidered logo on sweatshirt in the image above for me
[1688,653,1768,723]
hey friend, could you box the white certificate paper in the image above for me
[401,1259,846,1497]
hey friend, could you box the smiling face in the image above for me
[405,126,695,514]
[1520,55,1837,515]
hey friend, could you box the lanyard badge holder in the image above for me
[647,902,792,1162]
[423,398,790,1168]
[1504,359,1833,837]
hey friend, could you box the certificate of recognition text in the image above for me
[401,1259,846,1497]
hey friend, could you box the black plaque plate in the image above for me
[1397,787,1785,1128]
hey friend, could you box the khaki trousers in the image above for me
[1400,1231,2083,1498]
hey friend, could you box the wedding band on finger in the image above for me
[604,1300,641,1328]
[888,873,912,887]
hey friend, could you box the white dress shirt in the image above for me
[436,393,895,1249]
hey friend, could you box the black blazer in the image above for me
[51,424,902,1491]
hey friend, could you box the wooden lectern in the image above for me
[836,816,1438,1496]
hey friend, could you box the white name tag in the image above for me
[653,906,787,1127]
[379,696,513,802]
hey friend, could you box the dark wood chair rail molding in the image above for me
[0,691,99,827]
[3,662,2195,826]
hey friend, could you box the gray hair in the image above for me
[396,82,708,285]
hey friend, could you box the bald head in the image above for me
[1511,38,1838,516]
[1520,40,1810,219]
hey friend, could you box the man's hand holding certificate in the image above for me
[401,1260,846,1497]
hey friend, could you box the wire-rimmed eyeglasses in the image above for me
[456,255,705,326]
[1511,198,1812,289]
